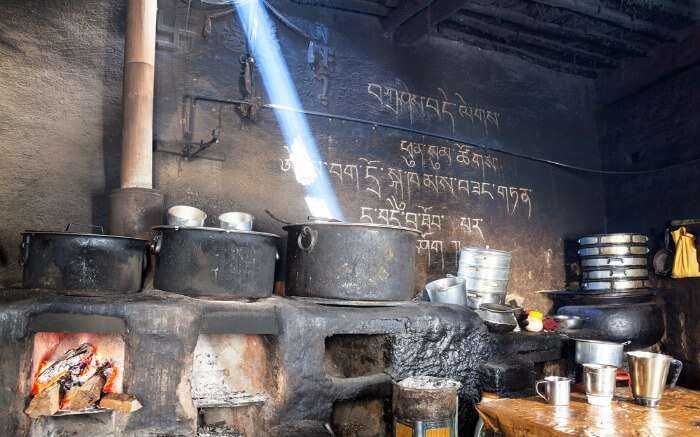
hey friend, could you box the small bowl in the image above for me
[167,205,206,227]
[219,212,254,231]
[551,315,584,330]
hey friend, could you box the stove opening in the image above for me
[25,332,136,417]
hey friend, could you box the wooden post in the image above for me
[121,0,157,189]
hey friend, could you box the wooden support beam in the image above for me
[451,12,618,68]
[597,23,700,105]
[438,24,598,78]
[621,0,700,20]
[394,0,470,44]
[382,0,434,34]
[531,0,678,41]
[456,3,646,56]
[291,0,390,17]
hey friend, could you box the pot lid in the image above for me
[282,221,421,234]
[152,225,280,239]
[21,230,148,242]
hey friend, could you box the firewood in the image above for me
[98,393,142,413]
[35,343,94,391]
[25,382,60,418]
[64,372,105,411]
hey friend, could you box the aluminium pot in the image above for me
[152,226,279,298]
[574,339,630,368]
[580,256,648,269]
[20,227,148,292]
[578,234,648,246]
[283,222,420,301]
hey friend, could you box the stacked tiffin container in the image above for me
[457,247,512,309]
[577,233,651,292]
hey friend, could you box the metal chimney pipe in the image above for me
[109,0,163,238]
[121,0,156,189]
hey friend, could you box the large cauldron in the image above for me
[152,226,279,299]
[283,222,420,301]
[20,229,148,292]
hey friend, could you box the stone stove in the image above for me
[0,289,563,436]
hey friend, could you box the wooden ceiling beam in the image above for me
[382,0,435,34]
[457,2,647,56]
[438,24,599,78]
[531,0,678,42]
[451,12,618,68]
[394,0,470,44]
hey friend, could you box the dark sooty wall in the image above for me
[598,27,700,388]
[153,0,604,309]
[0,0,126,287]
[0,0,606,311]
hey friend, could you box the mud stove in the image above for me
[0,289,563,436]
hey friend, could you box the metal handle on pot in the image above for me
[65,223,104,234]
[18,235,30,266]
[150,233,163,255]
[668,358,683,388]
[297,226,318,252]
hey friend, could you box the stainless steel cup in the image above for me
[425,277,467,306]
[219,212,254,231]
[583,364,617,406]
[167,205,207,227]
[535,376,571,406]
[627,351,683,407]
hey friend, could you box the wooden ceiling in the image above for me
[290,0,700,77]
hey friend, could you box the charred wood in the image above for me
[24,383,60,418]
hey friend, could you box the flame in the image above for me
[31,359,49,395]
[103,365,118,393]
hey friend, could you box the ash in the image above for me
[398,375,461,390]
[197,424,242,437]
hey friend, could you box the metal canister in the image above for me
[393,376,460,437]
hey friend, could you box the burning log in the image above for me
[63,372,106,411]
[34,343,94,394]
[24,382,60,418]
[99,393,142,413]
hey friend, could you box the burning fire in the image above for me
[29,332,125,412]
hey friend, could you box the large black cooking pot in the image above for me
[283,222,420,301]
[20,228,148,292]
[152,226,279,298]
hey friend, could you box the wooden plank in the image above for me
[532,0,678,41]
[476,387,700,436]
[597,24,700,105]
[456,2,647,56]
[394,0,470,44]
[382,0,434,34]
[450,12,619,68]
[438,25,598,78]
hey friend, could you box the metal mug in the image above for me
[535,376,571,406]
[167,205,206,227]
[627,351,683,407]
[425,277,467,306]
[583,363,617,406]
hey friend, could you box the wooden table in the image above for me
[476,387,700,436]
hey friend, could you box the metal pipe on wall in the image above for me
[109,0,163,238]
[121,0,156,189]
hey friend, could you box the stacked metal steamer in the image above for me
[457,247,512,309]
[577,233,651,293]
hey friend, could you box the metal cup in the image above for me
[425,277,467,306]
[167,205,206,227]
[583,364,617,406]
[535,376,571,406]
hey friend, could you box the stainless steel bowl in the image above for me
[167,205,207,227]
[550,315,584,330]
[219,212,254,231]
[466,291,505,309]
[477,303,517,333]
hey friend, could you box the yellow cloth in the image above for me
[671,226,700,278]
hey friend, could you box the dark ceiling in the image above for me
[290,0,700,77]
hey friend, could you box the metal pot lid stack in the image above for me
[577,233,651,294]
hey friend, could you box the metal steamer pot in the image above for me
[152,226,279,298]
[575,339,630,368]
[20,226,148,293]
[283,222,420,301]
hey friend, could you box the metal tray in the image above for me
[581,279,651,291]
[582,268,649,280]
[578,245,649,257]
[578,233,648,246]
[580,256,648,268]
